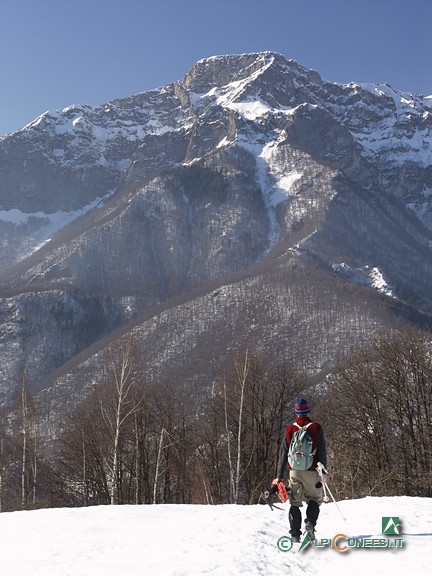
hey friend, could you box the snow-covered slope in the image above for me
[1,497,430,576]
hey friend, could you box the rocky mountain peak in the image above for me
[182,52,277,92]
[181,51,322,100]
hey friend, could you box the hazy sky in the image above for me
[1,0,431,135]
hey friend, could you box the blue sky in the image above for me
[1,0,431,135]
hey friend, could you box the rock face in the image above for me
[0,51,431,407]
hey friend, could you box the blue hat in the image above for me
[295,397,311,415]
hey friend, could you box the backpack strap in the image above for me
[292,421,313,431]
[290,421,317,455]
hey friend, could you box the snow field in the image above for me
[0,496,430,576]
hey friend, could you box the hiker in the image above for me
[274,397,327,542]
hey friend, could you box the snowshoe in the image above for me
[304,520,315,541]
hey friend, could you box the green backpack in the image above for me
[288,422,316,470]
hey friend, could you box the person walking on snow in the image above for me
[274,397,327,542]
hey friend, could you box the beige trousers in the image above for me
[288,469,323,507]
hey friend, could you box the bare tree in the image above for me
[234,348,249,503]
[0,408,12,512]
[99,336,143,505]
[150,380,197,504]
[18,376,38,510]
[152,427,176,504]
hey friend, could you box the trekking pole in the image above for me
[322,481,330,503]
[317,462,347,522]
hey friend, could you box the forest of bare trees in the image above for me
[0,328,430,511]
[321,328,432,499]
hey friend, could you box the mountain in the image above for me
[0,51,431,410]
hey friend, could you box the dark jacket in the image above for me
[276,415,327,479]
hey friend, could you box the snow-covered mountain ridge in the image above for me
[189,52,432,165]
[2,52,431,229]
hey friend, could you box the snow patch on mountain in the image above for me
[333,263,395,297]
[368,267,396,297]
[0,193,113,255]
[260,141,303,207]
[227,98,273,121]
[236,135,304,248]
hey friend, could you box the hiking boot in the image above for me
[304,520,315,541]
[291,533,301,543]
